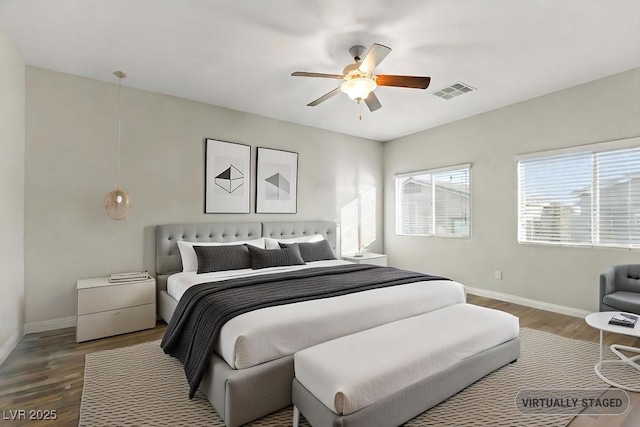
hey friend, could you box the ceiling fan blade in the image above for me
[376,75,431,89]
[358,43,391,74]
[307,87,342,106]
[292,72,344,79]
[364,92,382,112]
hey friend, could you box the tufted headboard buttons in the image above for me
[261,221,337,253]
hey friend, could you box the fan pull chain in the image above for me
[358,100,363,121]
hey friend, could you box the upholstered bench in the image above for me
[292,303,520,427]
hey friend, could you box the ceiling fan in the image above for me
[292,43,431,112]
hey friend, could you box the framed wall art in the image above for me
[256,147,298,213]
[205,138,251,213]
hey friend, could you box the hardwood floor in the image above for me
[0,296,638,426]
[0,325,167,426]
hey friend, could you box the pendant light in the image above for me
[104,70,132,220]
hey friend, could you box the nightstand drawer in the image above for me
[76,303,156,342]
[78,280,155,315]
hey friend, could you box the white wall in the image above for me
[25,67,383,326]
[384,68,640,313]
[0,28,25,363]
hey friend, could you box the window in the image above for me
[395,164,471,237]
[517,138,640,249]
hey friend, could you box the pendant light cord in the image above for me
[117,75,122,188]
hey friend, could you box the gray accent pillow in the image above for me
[280,239,336,262]
[247,244,305,269]
[194,244,251,274]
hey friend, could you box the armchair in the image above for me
[600,264,640,314]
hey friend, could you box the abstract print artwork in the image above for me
[205,139,250,213]
[215,164,243,193]
[256,147,298,213]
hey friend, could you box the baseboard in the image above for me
[466,287,592,318]
[24,316,76,334]
[0,329,24,366]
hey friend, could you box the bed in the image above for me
[155,221,517,427]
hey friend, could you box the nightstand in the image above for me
[342,253,388,267]
[76,276,156,342]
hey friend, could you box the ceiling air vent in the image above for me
[433,82,476,100]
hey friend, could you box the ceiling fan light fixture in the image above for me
[292,43,429,111]
[341,78,377,102]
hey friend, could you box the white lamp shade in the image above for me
[341,78,377,101]
[104,186,132,220]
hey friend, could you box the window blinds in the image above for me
[395,165,471,237]
[517,145,640,248]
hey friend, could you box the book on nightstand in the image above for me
[109,271,151,283]
[609,313,638,328]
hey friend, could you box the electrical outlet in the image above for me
[494,270,503,280]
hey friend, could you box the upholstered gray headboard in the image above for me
[155,221,337,293]
[155,222,262,291]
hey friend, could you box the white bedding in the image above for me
[167,261,466,369]
[294,303,520,415]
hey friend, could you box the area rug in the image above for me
[79,328,639,426]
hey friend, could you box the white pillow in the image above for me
[264,234,325,249]
[177,238,265,272]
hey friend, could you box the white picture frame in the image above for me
[205,138,251,213]
[256,147,298,213]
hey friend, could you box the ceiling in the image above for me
[1,0,639,142]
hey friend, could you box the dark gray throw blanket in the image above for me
[161,264,448,398]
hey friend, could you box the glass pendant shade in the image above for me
[104,186,132,220]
